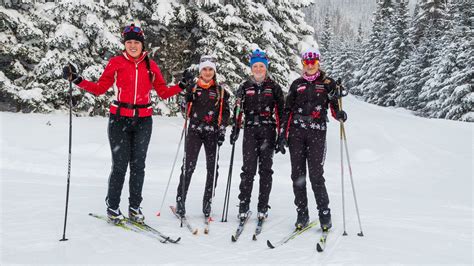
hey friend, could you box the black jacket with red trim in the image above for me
[77,51,182,117]
[235,77,284,131]
[283,71,340,133]
[188,82,230,133]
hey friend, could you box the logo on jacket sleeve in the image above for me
[297,85,306,93]
[245,87,255,96]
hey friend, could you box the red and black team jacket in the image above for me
[77,51,182,117]
[188,82,230,133]
[235,77,284,131]
[283,71,340,136]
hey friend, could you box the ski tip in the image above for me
[174,237,182,243]
[266,240,275,249]
[316,243,323,252]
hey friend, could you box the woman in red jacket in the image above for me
[63,24,189,224]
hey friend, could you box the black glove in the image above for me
[275,133,287,154]
[336,110,347,122]
[230,126,240,145]
[217,128,226,146]
[179,69,194,90]
[62,64,82,84]
[185,91,197,102]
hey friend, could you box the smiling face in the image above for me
[124,40,143,59]
[200,67,215,83]
[251,62,267,82]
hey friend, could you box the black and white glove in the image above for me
[217,128,226,146]
[230,126,240,145]
[62,63,82,85]
[179,69,195,90]
[336,110,347,122]
[275,133,287,154]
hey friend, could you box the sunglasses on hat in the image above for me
[122,24,144,36]
[200,55,217,63]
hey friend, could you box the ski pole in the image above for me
[336,79,364,237]
[156,125,185,217]
[207,86,225,226]
[221,100,241,222]
[178,85,196,226]
[209,145,221,223]
[335,79,348,236]
[221,142,235,222]
[60,64,74,242]
[340,120,364,237]
[339,103,347,236]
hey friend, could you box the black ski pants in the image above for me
[288,127,329,212]
[176,128,219,206]
[106,114,152,210]
[238,125,276,213]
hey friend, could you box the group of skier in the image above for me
[62,24,348,233]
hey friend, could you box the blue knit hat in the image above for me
[249,49,269,68]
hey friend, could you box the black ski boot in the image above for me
[257,205,270,221]
[128,206,145,224]
[238,201,250,221]
[295,207,309,230]
[257,211,268,221]
[176,197,186,218]
[203,200,211,218]
[237,211,249,221]
[319,208,332,230]
[107,207,125,224]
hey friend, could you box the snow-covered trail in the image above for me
[1,96,472,264]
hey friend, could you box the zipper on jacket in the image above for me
[134,63,138,116]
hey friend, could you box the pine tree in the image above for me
[378,0,410,106]
[433,0,473,121]
[319,12,332,55]
[415,0,449,114]
[350,0,394,101]
[1,1,319,114]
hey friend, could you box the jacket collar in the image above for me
[122,51,147,64]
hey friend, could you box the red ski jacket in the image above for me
[77,51,182,117]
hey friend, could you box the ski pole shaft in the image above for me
[221,143,235,222]
[222,101,240,222]
[208,86,225,226]
[179,86,195,227]
[337,87,348,236]
[208,145,220,225]
[60,70,74,241]
[341,124,364,236]
[157,126,185,216]
[180,103,190,228]
[340,120,347,236]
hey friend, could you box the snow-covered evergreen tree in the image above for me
[350,0,394,100]
[346,0,471,121]
[430,0,473,121]
[0,0,318,116]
